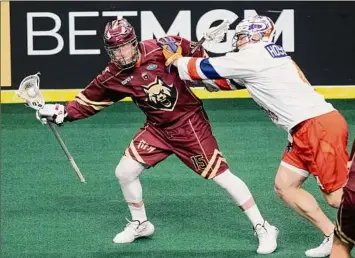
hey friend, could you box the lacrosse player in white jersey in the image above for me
[161,15,350,257]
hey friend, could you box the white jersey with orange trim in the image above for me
[176,42,335,136]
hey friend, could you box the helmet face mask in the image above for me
[104,38,139,70]
[103,18,139,70]
[232,15,276,50]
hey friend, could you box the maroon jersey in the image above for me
[345,138,355,192]
[335,139,355,245]
[65,36,206,127]
[346,161,355,192]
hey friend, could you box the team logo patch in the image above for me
[138,139,156,153]
[142,72,149,80]
[103,67,110,73]
[147,64,158,70]
[249,22,267,31]
[143,77,178,111]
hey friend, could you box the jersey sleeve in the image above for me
[176,52,254,81]
[174,36,240,90]
[65,66,127,121]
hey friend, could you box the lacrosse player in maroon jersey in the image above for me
[36,18,279,254]
[331,138,355,258]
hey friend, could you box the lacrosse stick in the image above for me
[191,19,230,55]
[17,72,86,183]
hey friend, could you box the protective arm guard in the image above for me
[202,79,245,92]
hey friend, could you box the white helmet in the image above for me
[233,15,276,49]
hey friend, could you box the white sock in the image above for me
[213,169,264,227]
[243,205,265,228]
[128,204,147,222]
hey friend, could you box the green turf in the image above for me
[1,99,355,258]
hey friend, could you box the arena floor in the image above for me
[2,99,354,258]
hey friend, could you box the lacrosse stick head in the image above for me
[203,19,231,44]
[17,72,45,110]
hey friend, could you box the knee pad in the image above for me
[115,156,144,185]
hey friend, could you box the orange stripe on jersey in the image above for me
[214,79,232,90]
[187,58,202,80]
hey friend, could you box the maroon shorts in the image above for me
[124,110,229,179]
[334,161,355,245]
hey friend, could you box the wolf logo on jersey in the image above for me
[143,77,178,111]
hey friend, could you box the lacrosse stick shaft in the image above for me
[47,122,86,183]
[191,38,206,55]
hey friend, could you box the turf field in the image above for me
[1,99,355,258]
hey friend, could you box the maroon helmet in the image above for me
[103,18,139,70]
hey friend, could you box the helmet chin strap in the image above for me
[237,34,255,50]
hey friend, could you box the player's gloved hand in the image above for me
[202,80,221,92]
[36,104,67,125]
[157,37,183,71]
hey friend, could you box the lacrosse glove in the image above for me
[202,80,221,92]
[36,104,67,125]
[157,37,183,72]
